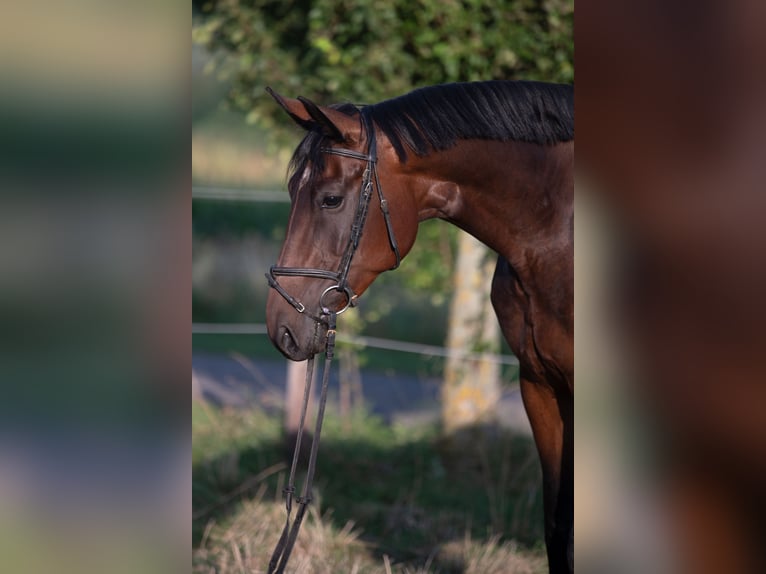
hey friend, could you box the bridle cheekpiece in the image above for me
[266,109,401,324]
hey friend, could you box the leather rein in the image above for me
[266,109,400,574]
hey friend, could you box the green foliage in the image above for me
[194,0,573,141]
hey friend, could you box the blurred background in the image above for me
[191,1,572,572]
[0,3,187,574]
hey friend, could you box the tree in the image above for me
[193,0,573,142]
[284,359,314,438]
[442,232,501,434]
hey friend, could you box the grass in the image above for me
[193,497,545,573]
[192,401,546,573]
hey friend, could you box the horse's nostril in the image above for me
[279,325,302,358]
[281,326,295,347]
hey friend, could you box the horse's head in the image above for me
[265,89,418,360]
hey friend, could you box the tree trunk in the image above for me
[442,231,501,435]
[285,359,315,437]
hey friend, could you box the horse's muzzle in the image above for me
[266,300,327,361]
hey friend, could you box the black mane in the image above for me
[369,80,573,162]
[288,81,573,193]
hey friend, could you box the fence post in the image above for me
[285,359,315,438]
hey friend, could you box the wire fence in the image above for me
[192,188,518,367]
[192,322,519,366]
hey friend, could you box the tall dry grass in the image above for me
[192,400,546,573]
[193,491,546,574]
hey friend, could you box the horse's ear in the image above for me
[266,87,315,130]
[296,96,346,142]
[266,87,355,142]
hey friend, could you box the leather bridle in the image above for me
[265,109,401,574]
[266,109,401,324]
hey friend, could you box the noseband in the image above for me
[266,109,401,323]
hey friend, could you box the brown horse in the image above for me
[265,81,573,573]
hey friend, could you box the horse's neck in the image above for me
[412,139,573,263]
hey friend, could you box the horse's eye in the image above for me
[321,195,343,209]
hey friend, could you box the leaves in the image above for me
[194,0,573,144]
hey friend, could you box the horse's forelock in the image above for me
[286,102,360,198]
